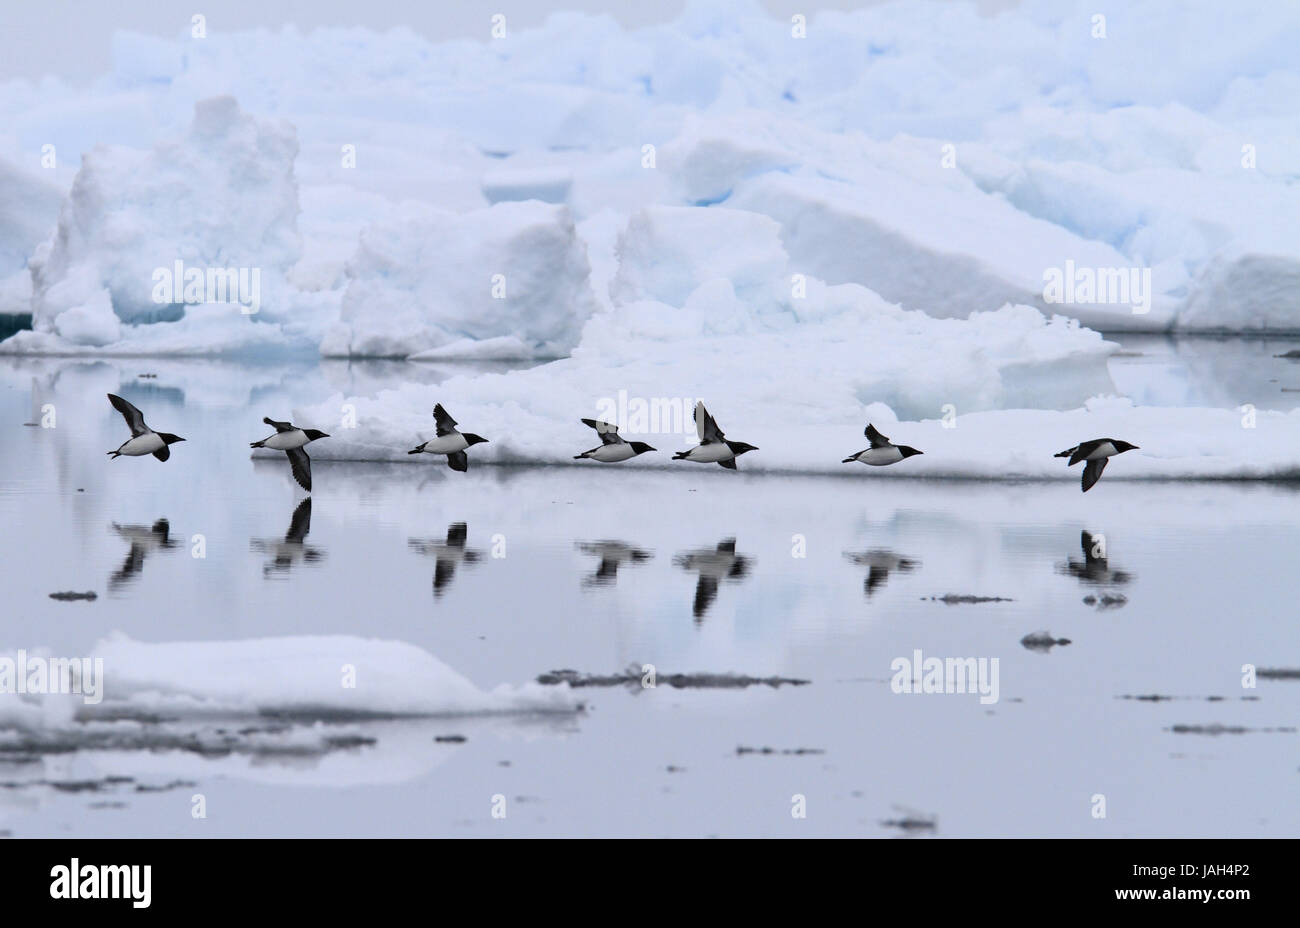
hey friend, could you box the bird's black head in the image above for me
[1113,440,1139,453]
[899,446,924,458]
[463,433,489,447]
[629,442,656,455]
[158,433,185,445]
[304,429,330,441]
[728,441,759,456]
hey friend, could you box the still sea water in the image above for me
[1,336,1297,837]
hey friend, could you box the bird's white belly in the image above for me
[120,433,164,456]
[422,434,468,454]
[592,444,636,463]
[685,443,733,463]
[264,430,309,451]
[1087,442,1117,460]
[859,447,903,466]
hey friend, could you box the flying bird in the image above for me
[573,419,656,463]
[1054,439,1138,492]
[250,417,330,492]
[671,402,757,469]
[106,394,185,461]
[842,423,923,467]
[408,404,488,472]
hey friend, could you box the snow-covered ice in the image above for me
[0,0,1294,480]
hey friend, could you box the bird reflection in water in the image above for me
[250,498,325,577]
[843,549,919,599]
[108,518,179,590]
[409,522,481,597]
[575,540,653,588]
[673,538,752,622]
[1057,530,1133,610]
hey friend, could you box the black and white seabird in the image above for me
[250,417,330,492]
[106,394,185,461]
[842,423,923,467]
[407,404,488,472]
[1054,438,1138,492]
[573,419,656,463]
[671,402,757,469]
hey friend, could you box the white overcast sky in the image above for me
[0,0,1016,83]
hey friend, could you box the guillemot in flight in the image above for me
[842,423,923,467]
[671,402,757,469]
[106,394,185,461]
[408,404,488,472]
[573,419,656,463]
[1054,439,1138,492]
[250,417,330,492]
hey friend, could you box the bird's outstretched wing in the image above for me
[1081,458,1107,492]
[581,418,624,445]
[264,417,294,432]
[286,447,312,491]
[447,451,469,473]
[152,445,170,462]
[865,423,890,448]
[695,402,724,443]
[108,394,148,436]
[433,404,459,437]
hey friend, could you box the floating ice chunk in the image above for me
[87,633,578,719]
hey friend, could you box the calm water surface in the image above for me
[0,340,1297,837]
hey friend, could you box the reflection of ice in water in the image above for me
[23,377,46,426]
